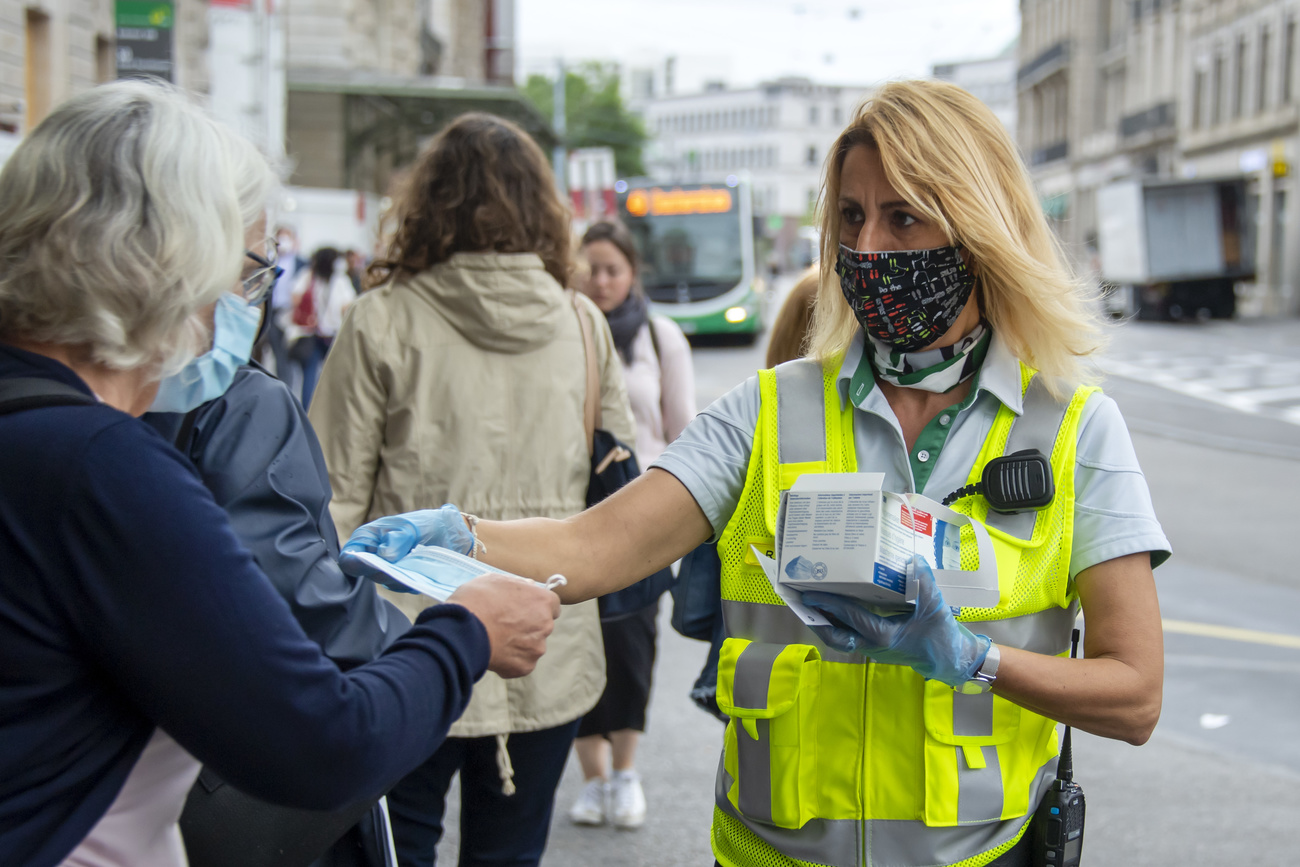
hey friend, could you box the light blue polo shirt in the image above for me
[652,332,1171,578]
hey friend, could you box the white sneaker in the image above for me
[610,769,646,829]
[569,778,608,826]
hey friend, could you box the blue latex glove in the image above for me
[801,556,992,689]
[339,504,475,591]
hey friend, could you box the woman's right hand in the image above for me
[447,574,561,678]
[339,504,475,579]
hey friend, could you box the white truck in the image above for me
[1096,178,1254,320]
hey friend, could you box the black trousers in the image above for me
[387,719,580,867]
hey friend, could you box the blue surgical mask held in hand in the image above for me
[834,244,975,352]
[149,293,263,413]
[801,556,992,688]
[352,545,492,599]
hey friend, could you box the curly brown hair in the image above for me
[365,113,571,289]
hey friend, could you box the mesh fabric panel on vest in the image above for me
[713,807,835,867]
[950,368,1098,625]
[721,368,790,606]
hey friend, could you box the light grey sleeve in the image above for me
[649,375,761,540]
[1070,392,1172,578]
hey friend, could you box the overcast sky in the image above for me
[516,0,1020,93]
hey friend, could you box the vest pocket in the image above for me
[920,680,1022,826]
[716,638,821,830]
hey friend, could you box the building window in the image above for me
[24,9,51,132]
[1192,68,1205,129]
[809,105,819,125]
[1259,27,1271,113]
[832,105,843,125]
[806,145,818,166]
[96,35,115,84]
[1286,19,1297,104]
[1212,52,1225,125]
[1233,36,1246,119]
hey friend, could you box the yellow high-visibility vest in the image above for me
[711,356,1098,867]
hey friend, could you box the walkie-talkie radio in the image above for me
[1031,628,1086,866]
[942,449,1054,512]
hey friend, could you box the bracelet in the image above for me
[462,512,488,559]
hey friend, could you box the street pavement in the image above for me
[436,290,1300,866]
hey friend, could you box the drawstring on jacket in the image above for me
[495,733,517,796]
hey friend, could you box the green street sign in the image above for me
[116,1,173,30]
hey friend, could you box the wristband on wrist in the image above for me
[462,512,487,560]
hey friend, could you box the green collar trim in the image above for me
[847,332,991,410]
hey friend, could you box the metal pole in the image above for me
[552,58,567,196]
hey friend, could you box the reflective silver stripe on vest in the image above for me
[864,753,1058,866]
[775,359,827,465]
[985,373,1072,540]
[724,598,1079,659]
[967,600,1081,657]
[722,599,862,664]
[715,765,860,867]
[732,642,783,824]
[716,754,1060,867]
[953,691,994,737]
[957,745,1004,823]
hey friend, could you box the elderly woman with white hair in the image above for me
[0,82,560,867]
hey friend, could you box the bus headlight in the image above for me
[725,306,748,324]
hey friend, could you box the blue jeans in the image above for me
[387,720,580,867]
[298,336,332,410]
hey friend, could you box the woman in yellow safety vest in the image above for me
[341,80,1169,867]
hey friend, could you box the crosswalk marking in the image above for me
[1100,350,1300,427]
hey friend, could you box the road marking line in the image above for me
[1163,619,1300,650]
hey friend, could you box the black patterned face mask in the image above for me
[834,244,976,352]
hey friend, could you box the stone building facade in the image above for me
[1016,0,1300,314]
[0,0,206,140]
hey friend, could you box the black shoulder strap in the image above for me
[0,377,97,416]
[647,316,662,365]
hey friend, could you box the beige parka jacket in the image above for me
[309,252,635,737]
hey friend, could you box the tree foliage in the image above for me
[522,62,647,178]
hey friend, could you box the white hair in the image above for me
[0,80,277,373]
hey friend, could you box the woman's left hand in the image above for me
[802,557,991,688]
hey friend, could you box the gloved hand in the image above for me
[801,556,992,689]
[339,504,475,590]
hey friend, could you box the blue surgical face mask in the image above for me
[149,293,263,413]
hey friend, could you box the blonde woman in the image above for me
[344,80,1168,867]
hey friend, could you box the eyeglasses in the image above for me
[242,246,284,306]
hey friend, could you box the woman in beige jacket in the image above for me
[308,113,635,867]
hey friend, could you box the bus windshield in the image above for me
[620,185,745,302]
[628,213,743,291]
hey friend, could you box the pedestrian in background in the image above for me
[763,266,819,369]
[0,81,558,867]
[671,265,822,729]
[309,113,636,867]
[569,219,696,830]
[289,246,356,409]
[265,225,307,388]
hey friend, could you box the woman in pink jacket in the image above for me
[569,220,696,830]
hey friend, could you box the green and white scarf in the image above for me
[867,322,991,394]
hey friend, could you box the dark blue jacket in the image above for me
[0,345,490,867]
[143,365,408,669]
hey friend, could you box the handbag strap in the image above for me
[570,291,601,458]
[0,377,97,415]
